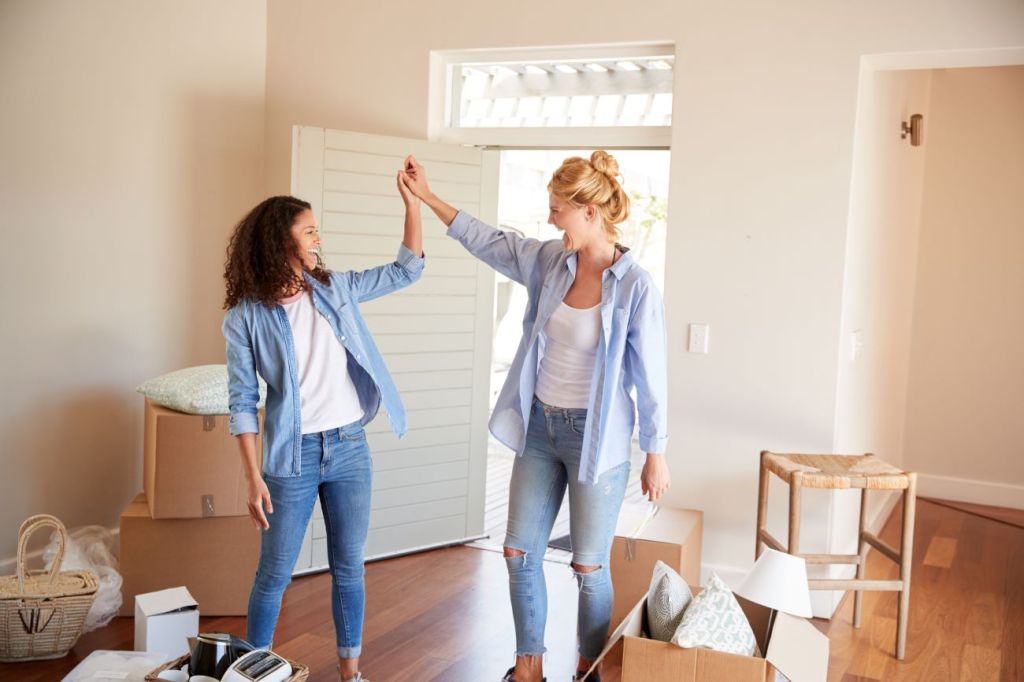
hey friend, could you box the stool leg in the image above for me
[788,472,803,555]
[896,473,916,660]
[756,451,769,559]
[853,487,868,628]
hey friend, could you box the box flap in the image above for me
[135,586,198,616]
[765,612,829,682]
[615,502,659,537]
[582,596,647,678]
[615,504,702,546]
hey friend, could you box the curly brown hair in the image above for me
[223,195,331,309]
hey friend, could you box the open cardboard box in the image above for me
[610,504,703,629]
[588,591,829,682]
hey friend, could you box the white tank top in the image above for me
[279,289,365,434]
[535,301,601,409]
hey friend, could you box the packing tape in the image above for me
[201,495,215,517]
[203,416,216,432]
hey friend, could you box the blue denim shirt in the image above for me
[223,244,424,476]
[448,212,669,483]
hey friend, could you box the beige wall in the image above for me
[0,1,267,562]
[263,0,1024,584]
[903,66,1024,503]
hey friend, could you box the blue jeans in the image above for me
[246,421,372,659]
[505,397,630,661]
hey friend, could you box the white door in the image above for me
[290,126,497,571]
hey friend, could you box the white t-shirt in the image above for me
[535,301,601,409]
[279,289,364,434]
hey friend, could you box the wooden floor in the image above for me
[3,498,1021,681]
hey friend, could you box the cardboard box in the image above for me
[120,493,259,616]
[610,504,703,629]
[590,594,829,682]
[134,587,199,657]
[144,398,263,519]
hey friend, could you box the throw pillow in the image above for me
[646,560,693,642]
[670,571,757,656]
[137,364,266,415]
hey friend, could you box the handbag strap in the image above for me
[16,514,67,593]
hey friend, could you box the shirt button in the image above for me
[340,335,346,340]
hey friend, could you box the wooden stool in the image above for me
[755,451,917,659]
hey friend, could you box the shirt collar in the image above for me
[565,246,633,280]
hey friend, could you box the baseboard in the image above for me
[917,473,1024,510]
[0,525,120,575]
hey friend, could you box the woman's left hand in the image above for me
[641,453,671,501]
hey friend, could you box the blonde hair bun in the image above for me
[547,150,630,242]
[590,150,620,179]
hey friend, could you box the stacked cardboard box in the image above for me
[118,400,262,616]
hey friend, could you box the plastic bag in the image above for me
[62,649,174,681]
[43,525,123,632]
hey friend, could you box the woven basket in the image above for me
[146,652,310,681]
[0,514,99,662]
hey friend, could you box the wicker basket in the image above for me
[146,652,310,681]
[0,514,99,661]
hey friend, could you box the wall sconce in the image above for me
[901,114,924,146]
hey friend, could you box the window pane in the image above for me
[453,55,672,129]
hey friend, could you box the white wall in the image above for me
[262,0,1024,588]
[0,1,267,562]
[904,66,1024,506]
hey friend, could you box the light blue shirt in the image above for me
[448,211,669,483]
[223,244,424,477]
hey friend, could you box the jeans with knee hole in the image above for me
[504,397,630,660]
[246,421,372,659]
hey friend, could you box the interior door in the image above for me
[290,126,497,571]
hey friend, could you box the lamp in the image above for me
[735,549,813,643]
[901,114,924,146]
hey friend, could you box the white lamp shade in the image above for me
[735,548,813,618]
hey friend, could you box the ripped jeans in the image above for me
[504,396,630,660]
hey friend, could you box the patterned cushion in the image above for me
[137,364,266,415]
[670,572,757,656]
[646,560,693,641]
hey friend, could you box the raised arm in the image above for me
[338,173,426,303]
[399,155,549,286]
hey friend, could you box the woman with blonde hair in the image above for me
[400,151,670,682]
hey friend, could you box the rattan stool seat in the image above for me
[761,452,910,490]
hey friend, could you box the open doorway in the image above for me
[472,148,671,560]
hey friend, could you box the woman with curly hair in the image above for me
[222,171,424,682]
[399,152,670,682]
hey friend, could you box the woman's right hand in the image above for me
[247,477,274,530]
[400,155,431,200]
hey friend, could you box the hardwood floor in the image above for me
[818,498,1023,681]
[3,498,1020,681]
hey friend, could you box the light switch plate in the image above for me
[688,323,710,353]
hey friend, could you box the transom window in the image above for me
[430,44,675,147]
